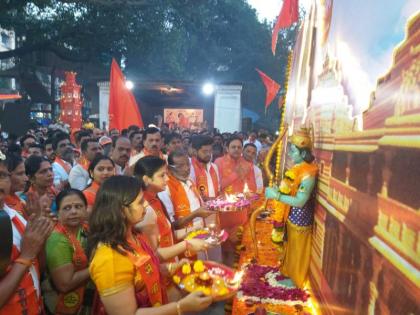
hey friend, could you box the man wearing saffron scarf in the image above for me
[159,150,212,230]
[215,136,257,194]
[69,138,103,190]
[190,135,220,200]
[51,132,74,189]
[129,127,166,167]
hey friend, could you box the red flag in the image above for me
[256,68,281,109]
[108,59,144,130]
[272,0,299,55]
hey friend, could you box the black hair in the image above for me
[88,154,115,179]
[5,153,23,172]
[28,143,44,150]
[297,147,315,163]
[81,138,98,152]
[134,156,166,180]
[76,130,91,144]
[56,188,87,210]
[88,175,143,256]
[7,143,22,156]
[129,130,142,141]
[191,135,213,150]
[24,155,50,178]
[226,136,243,147]
[44,138,53,146]
[142,127,160,143]
[121,129,128,137]
[243,143,257,150]
[20,134,36,146]
[164,132,182,145]
[167,149,188,166]
[52,132,70,151]
[128,125,140,132]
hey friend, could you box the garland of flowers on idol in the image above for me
[270,51,294,244]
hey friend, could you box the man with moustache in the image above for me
[160,149,211,229]
[51,132,74,189]
[129,127,166,167]
[69,138,103,190]
[190,135,220,200]
[242,143,264,193]
[111,136,131,175]
[129,130,143,156]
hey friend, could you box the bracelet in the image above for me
[176,302,183,315]
[15,258,32,268]
[168,263,173,273]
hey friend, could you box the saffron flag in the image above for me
[108,59,144,130]
[272,0,299,55]
[256,68,281,109]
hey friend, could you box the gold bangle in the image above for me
[15,258,32,268]
[176,302,182,315]
[168,263,173,273]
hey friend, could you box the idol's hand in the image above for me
[265,187,280,200]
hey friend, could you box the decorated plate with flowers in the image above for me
[173,260,240,301]
[185,228,229,245]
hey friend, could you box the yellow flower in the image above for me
[217,287,229,296]
[279,181,291,194]
[202,287,212,296]
[173,275,181,284]
[182,264,192,275]
[193,260,205,273]
[285,170,296,180]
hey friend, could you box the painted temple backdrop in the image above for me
[284,1,419,314]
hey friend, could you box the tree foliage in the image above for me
[0,0,298,130]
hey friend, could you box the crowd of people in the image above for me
[0,123,274,315]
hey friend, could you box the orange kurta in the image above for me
[215,155,256,194]
[83,181,100,207]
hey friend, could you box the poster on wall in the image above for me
[164,108,204,130]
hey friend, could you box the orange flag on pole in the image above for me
[108,59,144,130]
[271,0,299,55]
[256,68,281,110]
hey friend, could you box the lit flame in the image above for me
[243,183,250,194]
[230,270,244,287]
[225,194,238,203]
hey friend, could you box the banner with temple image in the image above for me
[284,1,419,314]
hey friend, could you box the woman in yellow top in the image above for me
[88,175,213,315]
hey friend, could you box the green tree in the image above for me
[0,0,298,131]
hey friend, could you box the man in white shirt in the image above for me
[159,149,211,229]
[129,127,165,167]
[243,131,262,153]
[51,132,74,189]
[243,143,264,193]
[69,138,103,190]
[159,149,220,261]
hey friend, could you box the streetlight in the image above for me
[202,82,215,95]
[125,80,134,90]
